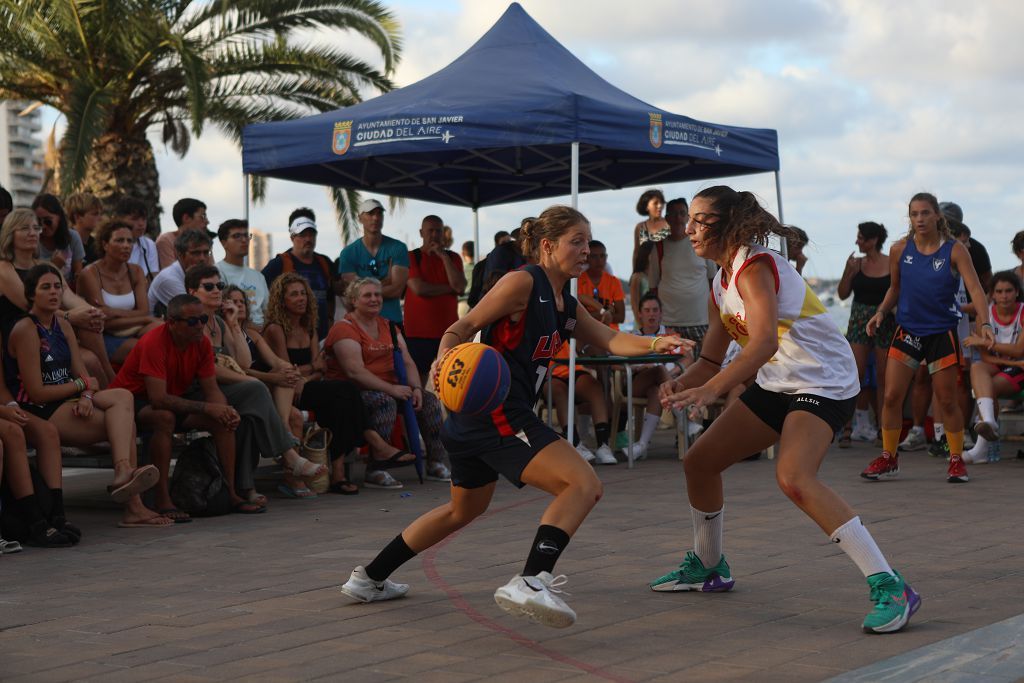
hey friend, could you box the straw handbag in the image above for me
[302,425,332,494]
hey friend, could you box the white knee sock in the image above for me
[977,398,996,425]
[691,505,724,568]
[830,516,893,578]
[639,412,660,446]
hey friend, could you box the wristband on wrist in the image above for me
[72,378,86,393]
[6,400,17,408]
[81,392,94,401]
[649,336,662,352]
[981,322,993,328]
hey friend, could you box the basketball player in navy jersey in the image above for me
[340,205,688,627]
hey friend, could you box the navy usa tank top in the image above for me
[448,264,578,439]
[9,315,73,403]
[896,238,961,335]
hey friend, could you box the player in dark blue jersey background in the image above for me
[340,205,688,627]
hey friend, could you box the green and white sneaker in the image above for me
[649,551,735,592]
[862,570,921,633]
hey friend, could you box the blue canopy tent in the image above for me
[243,2,782,455]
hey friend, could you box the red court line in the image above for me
[419,494,635,683]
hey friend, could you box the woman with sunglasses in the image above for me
[264,272,404,494]
[77,219,162,365]
[7,263,168,531]
[32,194,85,287]
[185,265,326,511]
[0,209,113,384]
[653,186,919,634]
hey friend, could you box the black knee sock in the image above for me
[365,534,418,581]
[594,422,611,447]
[562,429,580,447]
[13,494,44,524]
[522,524,571,577]
[50,489,65,519]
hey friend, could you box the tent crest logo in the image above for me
[648,113,663,148]
[332,121,353,155]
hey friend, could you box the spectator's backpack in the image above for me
[280,250,333,283]
[170,437,232,517]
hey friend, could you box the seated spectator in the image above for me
[577,240,624,329]
[64,192,103,265]
[326,277,450,487]
[76,219,162,365]
[0,370,69,547]
[263,208,336,338]
[624,292,690,460]
[0,209,112,383]
[217,219,268,328]
[7,264,167,530]
[109,294,252,520]
[963,271,1024,463]
[115,197,159,282]
[148,230,212,315]
[33,194,85,287]
[547,342,616,465]
[264,273,403,494]
[186,265,326,507]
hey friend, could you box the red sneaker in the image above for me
[861,452,899,480]
[947,455,969,483]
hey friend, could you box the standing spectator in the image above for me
[786,226,810,275]
[942,202,992,292]
[116,197,159,282]
[577,240,624,329]
[110,294,255,519]
[217,219,269,328]
[404,215,466,386]
[458,240,474,318]
[836,222,895,445]
[1012,231,1024,285]
[441,225,454,250]
[337,200,409,324]
[629,241,655,324]
[466,230,511,308]
[632,188,669,262]
[651,198,716,354]
[33,194,85,286]
[155,198,208,269]
[76,219,162,365]
[64,192,103,265]
[261,208,335,338]
[148,231,213,315]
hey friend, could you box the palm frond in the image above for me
[329,185,362,243]
[60,79,113,194]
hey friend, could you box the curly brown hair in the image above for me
[692,186,794,257]
[265,272,318,338]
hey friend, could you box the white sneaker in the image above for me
[897,429,926,452]
[686,419,703,439]
[593,444,618,465]
[425,462,452,482]
[493,572,576,628]
[576,443,596,463]
[340,566,409,603]
[851,425,876,442]
[621,442,648,462]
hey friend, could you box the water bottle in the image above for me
[987,440,1001,463]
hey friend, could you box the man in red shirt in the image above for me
[404,215,467,385]
[111,294,249,521]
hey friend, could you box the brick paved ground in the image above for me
[2,433,1023,682]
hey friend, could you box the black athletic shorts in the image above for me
[888,325,961,374]
[739,382,855,435]
[442,412,562,489]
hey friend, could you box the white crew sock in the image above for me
[934,423,945,441]
[830,516,894,578]
[977,398,996,425]
[576,413,595,444]
[691,505,724,569]
[854,409,871,431]
[639,412,660,446]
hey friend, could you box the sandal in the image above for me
[328,480,359,495]
[284,454,327,479]
[0,538,23,554]
[838,431,852,449]
[232,501,266,514]
[370,449,415,470]
[158,508,193,524]
[278,483,318,499]
[107,465,160,503]
[247,490,269,507]
[364,470,403,490]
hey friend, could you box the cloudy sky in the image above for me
[44,0,1024,281]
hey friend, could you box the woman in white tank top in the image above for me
[76,220,161,364]
[649,186,920,635]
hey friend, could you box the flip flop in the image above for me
[0,538,23,554]
[107,465,160,503]
[287,455,327,478]
[118,515,174,528]
[158,508,193,524]
[247,491,269,507]
[277,483,317,499]
[327,481,359,495]
[232,501,266,514]
[370,449,414,470]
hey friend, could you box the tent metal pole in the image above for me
[567,142,580,445]
[472,209,479,264]
[774,170,788,259]
[243,174,250,267]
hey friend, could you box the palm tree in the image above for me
[0,0,401,239]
